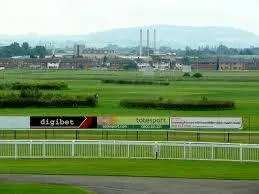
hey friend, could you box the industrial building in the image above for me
[81,48,116,59]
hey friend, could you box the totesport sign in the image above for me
[97,117,169,129]
[170,117,242,129]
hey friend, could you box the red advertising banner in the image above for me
[30,116,97,129]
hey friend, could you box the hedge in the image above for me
[0,91,97,108]
[183,73,191,77]
[120,99,235,110]
[193,73,203,78]
[102,79,170,86]
[0,82,68,90]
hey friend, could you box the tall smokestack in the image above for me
[147,29,150,56]
[139,29,143,57]
[76,45,80,57]
[154,29,156,55]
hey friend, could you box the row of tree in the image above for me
[0,42,49,58]
[178,45,259,57]
[105,43,259,57]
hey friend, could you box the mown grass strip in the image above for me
[0,159,259,180]
[0,182,93,194]
[102,79,170,85]
[120,99,235,110]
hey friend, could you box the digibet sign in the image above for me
[97,116,169,129]
[30,116,97,129]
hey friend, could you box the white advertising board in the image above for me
[170,117,242,129]
[0,116,30,129]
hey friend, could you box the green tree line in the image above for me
[0,42,49,58]
[181,45,259,57]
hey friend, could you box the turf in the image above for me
[0,182,92,194]
[1,130,259,144]
[1,70,259,130]
[0,159,259,180]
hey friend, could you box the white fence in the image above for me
[0,140,259,162]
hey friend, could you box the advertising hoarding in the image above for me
[98,116,169,129]
[0,116,30,129]
[170,117,242,129]
[30,116,97,129]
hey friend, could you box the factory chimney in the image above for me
[139,29,143,57]
[154,29,156,55]
[76,45,80,58]
[147,29,150,56]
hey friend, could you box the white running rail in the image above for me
[0,140,259,162]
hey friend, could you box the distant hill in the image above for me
[1,25,259,49]
[84,25,259,49]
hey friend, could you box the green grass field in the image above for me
[0,182,93,194]
[1,70,259,143]
[1,70,259,127]
[0,69,259,143]
[1,159,259,180]
[1,130,259,143]
[1,71,259,181]
[1,70,259,116]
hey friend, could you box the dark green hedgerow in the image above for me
[0,90,97,108]
[120,99,235,110]
[102,79,170,86]
[193,72,203,78]
[0,82,68,90]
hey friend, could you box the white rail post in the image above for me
[14,142,18,160]
[240,144,243,162]
[183,142,186,159]
[72,140,75,157]
[127,143,130,158]
[211,143,214,160]
[189,142,192,160]
[30,140,32,158]
[113,140,116,158]
[43,141,46,159]
[155,142,159,159]
[98,141,102,157]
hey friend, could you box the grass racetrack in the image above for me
[1,159,259,180]
[0,182,94,194]
[1,130,259,144]
[1,70,259,192]
[1,70,259,143]
[1,70,259,119]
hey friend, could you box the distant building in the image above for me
[182,65,192,73]
[47,59,60,69]
[153,62,170,70]
[173,63,192,73]
[137,63,150,69]
[73,44,86,56]
[11,56,30,59]
[139,67,155,76]
[82,48,116,58]
[29,64,41,69]
[219,63,245,71]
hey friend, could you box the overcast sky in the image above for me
[1,0,259,35]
